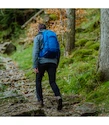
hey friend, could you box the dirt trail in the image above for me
[0,56,99,116]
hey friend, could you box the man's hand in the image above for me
[34,68,39,73]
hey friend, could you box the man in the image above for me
[32,24,62,110]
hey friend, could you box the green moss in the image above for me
[86,81,109,104]
[0,27,12,39]
[89,42,100,50]
[85,41,95,47]
[49,14,58,20]
[59,56,74,68]
[73,48,93,59]
[76,39,88,47]
[92,50,99,56]
[85,41,100,51]
[0,84,8,92]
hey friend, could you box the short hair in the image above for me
[38,24,46,30]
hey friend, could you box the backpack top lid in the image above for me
[42,30,57,40]
[39,30,60,58]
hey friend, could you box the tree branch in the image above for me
[21,9,44,29]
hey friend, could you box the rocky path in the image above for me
[0,56,99,116]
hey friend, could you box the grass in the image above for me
[11,44,32,70]
[57,52,99,94]
[10,44,34,80]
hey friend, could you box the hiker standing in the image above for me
[32,24,62,110]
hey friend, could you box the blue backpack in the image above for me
[39,30,60,58]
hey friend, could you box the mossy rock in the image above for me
[76,39,88,47]
[92,50,99,56]
[89,42,100,50]
[76,28,86,33]
[73,49,93,58]
[85,41,95,47]
[59,57,74,68]
[85,41,100,50]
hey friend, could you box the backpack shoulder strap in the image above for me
[42,30,49,43]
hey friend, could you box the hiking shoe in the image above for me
[57,98,62,111]
[36,101,44,108]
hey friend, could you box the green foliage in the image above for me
[80,9,100,32]
[49,14,58,20]
[0,9,21,40]
[86,81,109,104]
[11,44,32,70]
[0,9,39,41]
[57,54,100,95]
[0,84,7,92]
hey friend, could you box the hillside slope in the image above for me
[3,9,109,116]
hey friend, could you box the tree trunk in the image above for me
[98,9,109,81]
[65,9,75,56]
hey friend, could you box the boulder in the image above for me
[74,102,98,116]
[0,42,16,55]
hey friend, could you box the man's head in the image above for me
[38,24,46,31]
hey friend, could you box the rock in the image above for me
[74,102,98,116]
[0,42,16,55]
[1,56,100,116]
[12,109,46,116]
[43,14,50,23]
[2,90,18,98]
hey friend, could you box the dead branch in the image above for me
[21,9,44,29]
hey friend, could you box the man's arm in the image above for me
[57,49,60,68]
[32,35,40,72]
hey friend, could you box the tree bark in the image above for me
[65,9,75,56]
[98,9,109,81]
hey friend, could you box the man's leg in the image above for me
[47,63,62,110]
[36,63,45,102]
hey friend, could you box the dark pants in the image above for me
[36,63,61,101]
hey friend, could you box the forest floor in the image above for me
[0,56,106,116]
